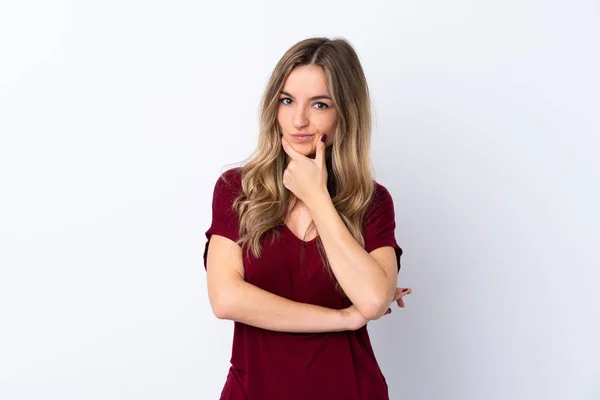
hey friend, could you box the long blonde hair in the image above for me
[222,37,376,289]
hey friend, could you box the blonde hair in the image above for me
[223,37,376,291]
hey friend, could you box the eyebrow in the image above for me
[280,91,332,101]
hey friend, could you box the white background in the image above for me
[1,1,599,399]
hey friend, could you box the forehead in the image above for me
[283,65,329,95]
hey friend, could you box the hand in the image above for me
[342,287,413,330]
[281,132,328,206]
[393,287,413,309]
[371,287,413,321]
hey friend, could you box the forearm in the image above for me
[308,191,395,319]
[214,279,350,333]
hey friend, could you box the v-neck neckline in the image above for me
[281,224,319,246]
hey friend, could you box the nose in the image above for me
[292,106,309,130]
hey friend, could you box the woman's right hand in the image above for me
[342,287,413,330]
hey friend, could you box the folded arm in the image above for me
[307,189,399,320]
[205,234,374,333]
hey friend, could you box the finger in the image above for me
[394,287,410,301]
[393,287,403,300]
[397,298,405,308]
[281,135,305,161]
[315,130,327,167]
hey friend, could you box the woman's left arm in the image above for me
[307,192,399,320]
[281,134,399,320]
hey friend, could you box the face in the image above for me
[277,65,338,158]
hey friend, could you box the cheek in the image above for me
[321,114,338,131]
[276,107,289,125]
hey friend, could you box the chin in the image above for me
[291,143,315,154]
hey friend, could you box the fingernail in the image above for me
[321,134,327,142]
[402,288,408,292]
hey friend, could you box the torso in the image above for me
[203,167,394,399]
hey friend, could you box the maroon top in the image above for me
[203,167,403,400]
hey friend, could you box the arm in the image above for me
[205,233,364,333]
[306,190,399,320]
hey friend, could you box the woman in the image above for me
[203,37,412,400]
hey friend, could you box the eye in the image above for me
[280,97,292,105]
[314,102,329,110]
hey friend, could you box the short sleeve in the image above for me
[202,168,243,270]
[363,183,403,271]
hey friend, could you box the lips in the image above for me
[291,133,315,137]
[289,133,316,143]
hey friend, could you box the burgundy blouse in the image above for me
[203,167,403,400]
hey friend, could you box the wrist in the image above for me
[307,187,332,213]
[337,308,351,331]
[338,307,362,331]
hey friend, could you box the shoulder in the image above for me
[210,167,244,212]
[213,167,243,194]
[372,181,393,204]
[219,166,243,185]
[364,180,395,221]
